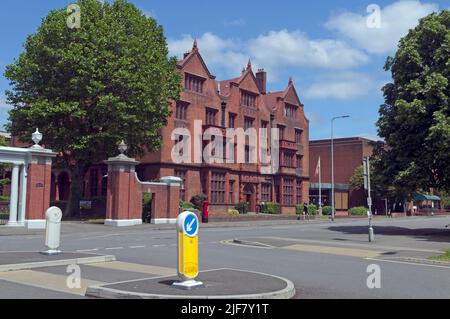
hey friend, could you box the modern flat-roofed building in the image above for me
[309,137,375,213]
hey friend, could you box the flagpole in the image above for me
[318,157,322,214]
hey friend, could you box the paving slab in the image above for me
[86,268,295,299]
[0,251,115,272]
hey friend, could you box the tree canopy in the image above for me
[4,0,181,215]
[376,10,450,197]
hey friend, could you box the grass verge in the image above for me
[429,249,450,262]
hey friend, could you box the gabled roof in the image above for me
[219,60,262,97]
[264,77,303,112]
[177,40,216,79]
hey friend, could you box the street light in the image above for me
[331,115,350,221]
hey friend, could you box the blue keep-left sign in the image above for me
[183,213,198,237]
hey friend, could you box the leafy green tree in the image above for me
[4,0,181,216]
[349,165,364,189]
[0,136,10,198]
[376,10,450,196]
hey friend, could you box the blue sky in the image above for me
[0,0,448,140]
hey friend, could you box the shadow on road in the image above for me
[327,225,450,243]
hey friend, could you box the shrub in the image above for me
[190,193,207,211]
[235,202,248,214]
[322,206,333,216]
[295,204,303,215]
[262,202,281,214]
[0,195,9,202]
[180,200,194,211]
[227,209,239,216]
[349,206,368,216]
[308,203,318,215]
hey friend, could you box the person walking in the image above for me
[303,202,309,220]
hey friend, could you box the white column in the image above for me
[17,164,27,225]
[7,164,20,226]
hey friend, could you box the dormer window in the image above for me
[185,73,204,93]
[285,103,297,118]
[241,90,257,108]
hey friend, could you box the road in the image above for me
[0,216,449,298]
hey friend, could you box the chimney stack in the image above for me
[256,68,267,94]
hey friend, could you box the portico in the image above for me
[0,129,56,229]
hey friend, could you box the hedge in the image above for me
[235,202,248,214]
[349,206,368,216]
[262,202,281,214]
[308,203,318,215]
[322,206,333,215]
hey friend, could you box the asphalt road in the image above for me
[0,216,449,299]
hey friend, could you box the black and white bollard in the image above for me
[40,207,62,255]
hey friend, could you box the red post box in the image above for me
[202,200,209,223]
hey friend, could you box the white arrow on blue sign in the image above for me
[183,213,198,237]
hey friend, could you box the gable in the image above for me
[238,71,260,94]
[182,53,211,79]
[284,86,301,106]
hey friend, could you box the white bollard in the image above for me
[40,207,62,255]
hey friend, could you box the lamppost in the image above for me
[331,115,350,221]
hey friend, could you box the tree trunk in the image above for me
[64,164,86,217]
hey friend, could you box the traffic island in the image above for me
[85,268,295,299]
[0,251,115,272]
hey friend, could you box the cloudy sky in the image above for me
[0,0,448,140]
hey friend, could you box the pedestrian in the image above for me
[303,202,309,220]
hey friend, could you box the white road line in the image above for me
[76,248,99,252]
[129,245,145,249]
[366,257,450,269]
[105,247,124,250]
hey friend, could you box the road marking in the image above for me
[366,257,450,269]
[0,270,103,295]
[283,244,382,258]
[129,245,145,249]
[260,236,443,254]
[88,261,176,276]
[105,247,123,250]
[76,248,99,252]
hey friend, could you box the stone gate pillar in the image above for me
[104,141,142,227]
[25,129,57,229]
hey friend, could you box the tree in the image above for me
[4,0,181,216]
[349,165,364,189]
[376,10,450,196]
[0,136,10,199]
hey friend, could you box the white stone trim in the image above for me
[151,218,177,224]
[5,221,25,227]
[25,219,46,229]
[104,219,143,227]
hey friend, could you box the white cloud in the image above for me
[248,30,369,70]
[303,72,379,100]
[168,33,248,77]
[325,0,439,54]
[168,30,369,80]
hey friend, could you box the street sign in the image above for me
[363,158,369,190]
[183,213,198,237]
[174,211,203,289]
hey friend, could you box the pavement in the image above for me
[0,215,448,299]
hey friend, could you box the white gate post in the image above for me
[17,164,27,225]
[7,163,20,226]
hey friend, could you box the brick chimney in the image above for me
[256,68,267,94]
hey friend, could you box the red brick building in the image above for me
[11,41,310,216]
[136,41,310,214]
[309,137,375,213]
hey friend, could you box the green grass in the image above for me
[429,249,450,262]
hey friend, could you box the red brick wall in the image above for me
[26,162,52,220]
